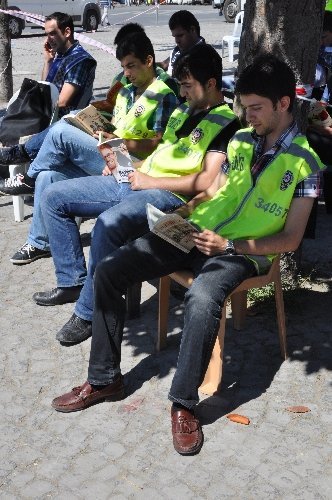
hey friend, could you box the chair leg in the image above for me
[199,304,226,395]
[13,195,25,222]
[231,291,247,330]
[157,275,171,351]
[9,162,30,222]
[126,282,142,319]
[274,276,287,359]
[229,41,234,62]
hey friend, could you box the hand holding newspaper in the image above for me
[97,135,135,183]
[146,203,200,253]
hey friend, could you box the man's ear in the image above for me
[280,95,291,112]
[64,26,72,39]
[146,55,154,68]
[206,77,217,91]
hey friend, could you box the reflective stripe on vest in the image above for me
[112,78,175,140]
[139,103,236,192]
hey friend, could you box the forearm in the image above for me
[141,171,218,196]
[234,232,299,256]
[41,61,52,80]
[124,136,162,156]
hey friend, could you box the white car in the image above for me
[8,0,101,38]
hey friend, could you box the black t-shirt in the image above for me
[175,104,240,155]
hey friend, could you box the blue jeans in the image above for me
[24,127,50,160]
[42,175,184,319]
[88,233,257,408]
[25,122,104,249]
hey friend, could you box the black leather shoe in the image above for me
[56,313,92,344]
[33,286,83,306]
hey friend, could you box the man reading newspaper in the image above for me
[51,55,324,456]
[34,45,239,331]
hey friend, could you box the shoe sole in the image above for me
[58,332,92,345]
[173,433,204,456]
[52,388,125,413]
[10,252,51,265]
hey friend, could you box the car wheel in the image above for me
[223,0,239,22]
[8,13,23,38]
[84,10,98,32]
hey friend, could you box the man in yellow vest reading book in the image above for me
[50,54,324,456]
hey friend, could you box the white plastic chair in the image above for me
[222,10,244,63]
[8,81,59,222]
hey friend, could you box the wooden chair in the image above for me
[157,255,287,396]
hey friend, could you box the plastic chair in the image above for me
[8,81,59,222]
[157,255,287,396]
[222,10,244,63]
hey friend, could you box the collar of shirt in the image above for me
[251,120,299,161]
[55,40,79,59]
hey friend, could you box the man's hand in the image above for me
[193,229,228,256]
[128,170,154,190]
[307,123,332,137]
[43,40,55,62]
[102,164,116,176]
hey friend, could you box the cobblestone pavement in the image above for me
[0,11,332,499]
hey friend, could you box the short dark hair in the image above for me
[169,10,200,36]
[174,44,222,89]
[235,54,296,112]
[45,12,74,35]
[114,23,145,46]
[116,32,155,66]
[323,11,332,32]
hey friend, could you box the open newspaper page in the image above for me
[97,136,135,183]
[63,104,114,136]
[146,203,200,253]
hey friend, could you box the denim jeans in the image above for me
[42,175,184,314]
[24,121,104,249]
[24,127,50,160]
[27,121,103,179]
[87,232,257,408]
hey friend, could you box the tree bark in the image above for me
[238,0,326,131]
[0,0,13,103]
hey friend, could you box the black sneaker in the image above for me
[56,313,92,344]
[0,173,35,196]
[0,144,30,165]
[10,243,51,265]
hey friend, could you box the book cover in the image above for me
[146,203,199,253]
[98,136,135,183]
[63,104,114,136]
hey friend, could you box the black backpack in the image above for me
[0,78,53,146]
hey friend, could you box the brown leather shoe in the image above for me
[52,377,125,413]
[171,406,203,455]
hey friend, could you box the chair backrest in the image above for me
[232,10,244,37]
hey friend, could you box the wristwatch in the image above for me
[224,239,236,255]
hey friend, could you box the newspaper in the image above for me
[97,136,135,183]
[146,203,199,253]
[63,104,114,136]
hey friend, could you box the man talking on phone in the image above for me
[41,12,96,117]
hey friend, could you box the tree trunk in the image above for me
[238,0,326,132]
[0,0,13,103]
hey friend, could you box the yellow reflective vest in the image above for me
[189,128,325,271]
[139,102,237,199]
[326,0,332,11]
[112,77,175,140]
